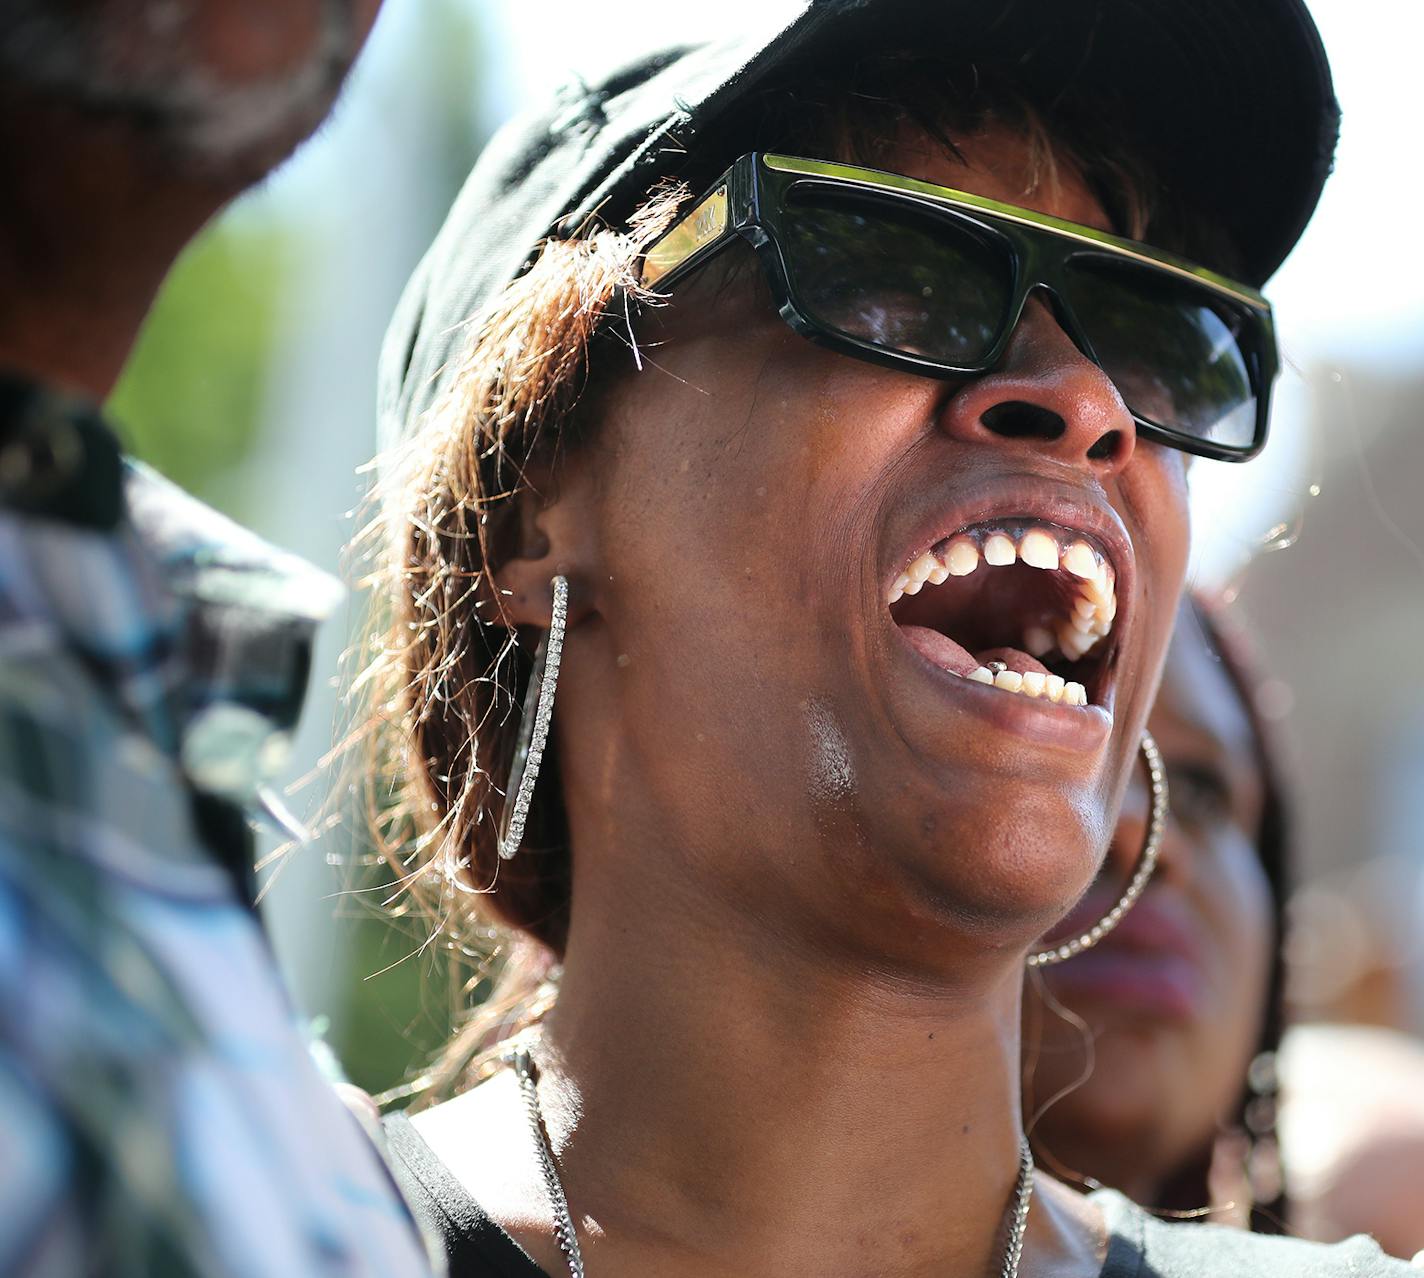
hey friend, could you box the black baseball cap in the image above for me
[379,0,1338,447]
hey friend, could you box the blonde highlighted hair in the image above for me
[348,185,688,1099]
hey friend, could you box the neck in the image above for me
[0,93,229,399]
[539,872,1036,1277]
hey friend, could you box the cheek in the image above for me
[1200,830,1275,1036]
[1124,444,1191,599]
[593,332,925,595]
[1118,446,1191,712]
[582,351,828,722]
[581,337,938,817]
[1216,832,1274,968]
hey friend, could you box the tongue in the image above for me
[900,625,975,675]
[900,628,1052,679]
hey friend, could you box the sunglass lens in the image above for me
[1065,256,1259,452]
[780,187,1012,368]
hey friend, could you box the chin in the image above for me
[847,774,1114,961]
[147,87,346,184]
[3,2,357,187]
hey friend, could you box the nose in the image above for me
[938,295,1136,476]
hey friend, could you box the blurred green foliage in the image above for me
[103,0,494,1097]
[319,0,491,1096]
[107,213,294,502]
[330,884,467,1096]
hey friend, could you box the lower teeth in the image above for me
[965,666,1086,706]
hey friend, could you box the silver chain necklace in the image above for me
[512,1046,1035,1278]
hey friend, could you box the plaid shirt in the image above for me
[0,374,436,1276]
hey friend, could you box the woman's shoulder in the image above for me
[1093,1189,1420,1276]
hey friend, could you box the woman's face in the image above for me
[1025,608,1274,1194]
[538,124,1191,974]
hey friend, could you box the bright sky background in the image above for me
[477,0,1422,586]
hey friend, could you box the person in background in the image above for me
[1025,598,1424,1262]
[0,3,434,1273]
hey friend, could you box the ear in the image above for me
[494,457,599,630]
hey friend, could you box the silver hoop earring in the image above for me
[1026,731,1166,968]
[497,576,568,861]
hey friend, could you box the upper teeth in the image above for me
[888,520,1119,665]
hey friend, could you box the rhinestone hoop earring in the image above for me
[497,576,568,861]
[1027,731,1167,968]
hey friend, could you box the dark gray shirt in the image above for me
[385,1114,1415,1276]
[1093,1188,1414,1276]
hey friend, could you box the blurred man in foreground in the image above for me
[0,3,434,1272]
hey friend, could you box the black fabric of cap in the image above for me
[380,0,1338,448]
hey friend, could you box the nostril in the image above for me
[1087,430,1126,462]
[980,401,1066,441]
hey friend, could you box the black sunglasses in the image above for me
[641,154,1279,462]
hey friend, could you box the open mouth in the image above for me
[887,518,1120,709]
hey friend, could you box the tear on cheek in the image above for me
[804,696,855,804]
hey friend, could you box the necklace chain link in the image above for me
[514,1048,586,1278]
[512,1047,1034,1278]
